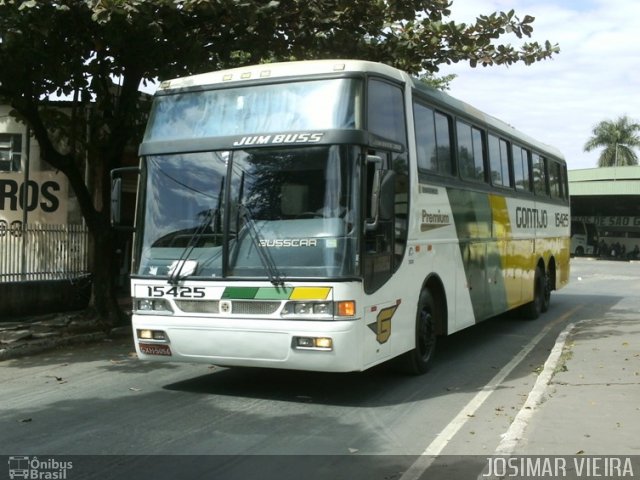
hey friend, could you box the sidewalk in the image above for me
[0,307,132,361]
[510,315,640,455]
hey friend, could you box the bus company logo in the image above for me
[368,304,398,344]
[8,456,73,479]
[515,207,548,229]
[420,209,450,232]
[232,132,324,147]
[219,300,232,314]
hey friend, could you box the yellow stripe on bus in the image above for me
[488,194,523,309]
[489,194,511,238]
[290,287,331,300]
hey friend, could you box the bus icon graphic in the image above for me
[8,456,30,479]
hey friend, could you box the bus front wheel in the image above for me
[399,289,437,375]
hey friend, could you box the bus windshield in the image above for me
[137,145,360,280]
[144,78,361,141]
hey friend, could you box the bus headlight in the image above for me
[293,336,333,351]
[294,303,314,315]
[312,302,332,315]
[283,301,333,318]
[281,301,355,319]
[137,329,168,341]
[134,298,174,315]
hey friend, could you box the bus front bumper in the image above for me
[132,314,363,373]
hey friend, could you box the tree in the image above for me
[584,116,640,167]
[0,0,559,326]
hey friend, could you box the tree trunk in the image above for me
[11,69,144,328]
[91,220,126,328]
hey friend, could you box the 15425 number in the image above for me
[146,286,206,298]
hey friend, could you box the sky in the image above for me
[438,0,640,171]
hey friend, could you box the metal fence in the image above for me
[0,223,90,282]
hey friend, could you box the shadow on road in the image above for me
[162,294,620,407]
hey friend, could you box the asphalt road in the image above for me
[1,258,636,479]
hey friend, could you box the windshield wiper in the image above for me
[168,176,225,284]
[237,204,284,286]
[168,208,216,285]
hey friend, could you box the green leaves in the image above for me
[18,0,38,9]
[584,116,640,167]
[0,0,562,322]
[0,0,561,128]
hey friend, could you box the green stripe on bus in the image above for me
[221,286,294,299]
[222,287,259,299]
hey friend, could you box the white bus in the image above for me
[570,220,598,256]
[114,60,570,374]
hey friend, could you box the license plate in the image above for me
[139,343,172,356]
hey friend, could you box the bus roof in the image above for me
[158,59,564,163]
[410,78,565,161]
[157,59,406,91]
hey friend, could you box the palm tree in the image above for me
[584,115,640,167]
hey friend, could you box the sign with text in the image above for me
[0,171,68,225]
[574,216,640,228]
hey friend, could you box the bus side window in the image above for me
[457,121,486,182]
[414,102,438,171]
[532,153,549,196]
[488,134,512,188]
[368,79,407,145]
[512,144,532,192]
[571,220,585,236]
[434,112,453,176]
[548,160,562,199]
[413,102,453,176]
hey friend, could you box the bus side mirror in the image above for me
[365,156,383,231]
[378,170,396,222]
[111,177,123,225]
[365,155,395,231]
[110,166,140,230]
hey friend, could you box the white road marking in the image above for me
[399,306,581,480]
[494,321,577,455]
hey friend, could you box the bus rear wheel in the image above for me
[523,265,546,320]
[399,289,437,375]
[542,269,551,313]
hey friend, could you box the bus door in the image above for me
[363,152,395,294]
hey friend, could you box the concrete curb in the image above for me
[494,321,579,455]
[0,326,132,362]
[0,332,107,361]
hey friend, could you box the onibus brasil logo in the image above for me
[8,456,73,479]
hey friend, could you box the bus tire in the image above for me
[399,289,437,375]
[523,265,545,320]
[542,269,551,313]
